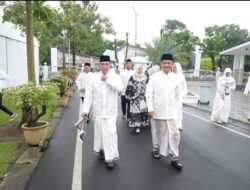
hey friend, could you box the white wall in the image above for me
[0,9,39,86]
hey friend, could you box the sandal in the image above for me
[152,150,160,159]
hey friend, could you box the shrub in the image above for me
[200,58,212,70]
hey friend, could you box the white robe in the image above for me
[119,69,135,96]
[174,63,188,130]
[210,72,236,123]
[146,71,181,157]
[83,70,123,161]
[244,76,250,120]
[75,72,94,98]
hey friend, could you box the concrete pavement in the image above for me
[187,81,250,124]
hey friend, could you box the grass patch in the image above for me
[0,140,22,181]
[0,95,58,127]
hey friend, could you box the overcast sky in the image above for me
[47,1,250,47]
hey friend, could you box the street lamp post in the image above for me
[68,38,70,68]
[132,6,138,57]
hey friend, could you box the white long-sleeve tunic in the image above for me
[83,71,124,118]
[119,69,135,96]
[0,71,11,92]
[146,71,180,120]
[75,72,94,97]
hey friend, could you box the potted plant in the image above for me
[48,75,69,107]
[3,82,59,145]
[61,69,78,89]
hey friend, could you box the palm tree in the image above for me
[144,36,183,64]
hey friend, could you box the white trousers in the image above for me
[151,119,180,157]
[93,117,119,162]
[176,100,183,130]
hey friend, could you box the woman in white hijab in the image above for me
[125,64,150,134]
[172,62,187,130]
[243,74,250,121]
[210,68,236,123]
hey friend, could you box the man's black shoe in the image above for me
[152,150,161,159]
[98,150,105,160]
[171,159,183,170]
[106,162,115,169]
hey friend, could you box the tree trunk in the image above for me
[218,55,223,70]
[26,1,36,84]
[209,54,216,71]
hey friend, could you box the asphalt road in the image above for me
[24,92,250,190]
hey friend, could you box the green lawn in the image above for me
[0,96,58,126]
[0,141,22,181]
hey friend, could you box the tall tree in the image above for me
[1,1,58,64]
[1,1,115,65]
[202,24,249,71]
[160,19,200,68]
[26,1,36,83]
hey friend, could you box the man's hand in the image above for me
[221,94,225,100]
[80,88,85,92]
[101,74,108,81]
[148,111,155,118]
[82,112,88,118]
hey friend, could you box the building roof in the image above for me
[131,56,149,63]
[117,44,146,52]
[103,49,116,62]
[220,41,250,56]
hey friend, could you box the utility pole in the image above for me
[132,6,138,57]
[68,38,70,68]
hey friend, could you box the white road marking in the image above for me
[71,101,83,190]
[183,110,250,139]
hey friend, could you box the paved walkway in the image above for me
[23,91,250,190]
[187,81,250,124]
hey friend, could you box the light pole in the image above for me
[68,38,70,68]
[132,6,138,57]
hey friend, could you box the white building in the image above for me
[220,41,250,85]
[103,45,149,69]
[0,9,39,86]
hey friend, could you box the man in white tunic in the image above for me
[172,62,188,131]
[210,68,236,123]
[75,62,94,103]
[243,74,250,121]
[82,55,123,169]
[146,54,183,170]
[119,59,135,119]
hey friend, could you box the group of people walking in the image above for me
[76,53,250,171]
[77,53,187,170]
